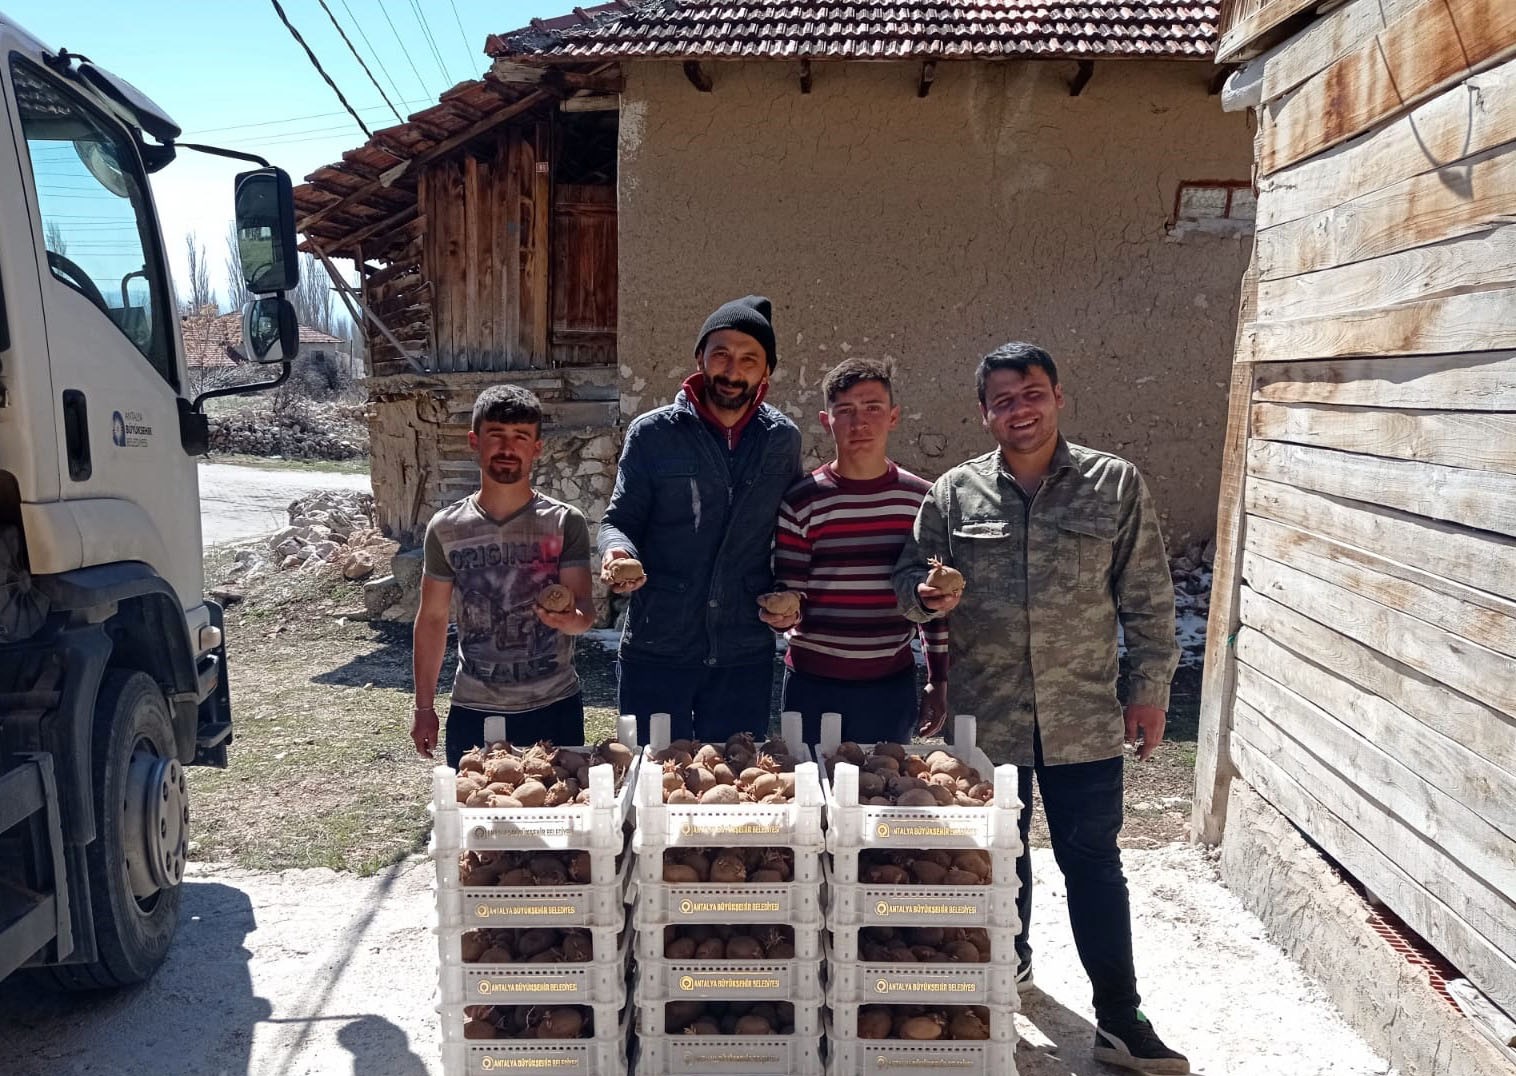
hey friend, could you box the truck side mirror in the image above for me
[241,296,298,364]
[233,167,298,295]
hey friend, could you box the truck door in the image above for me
[7,56,202,610]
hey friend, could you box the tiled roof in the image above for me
[488,1,1220,61]
[181,310,342,368]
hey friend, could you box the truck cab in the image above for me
[0,14,298,987]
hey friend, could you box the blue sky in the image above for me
[6,0,542,303]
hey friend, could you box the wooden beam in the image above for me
[307,240,427,375]
[1255,225,1516,325]
[1257,0,1425,104]
[1246,476,1516,603]
[683,61,713,93]
[297,90,550,232]
[1068,60,1093,97]
[1216,0,1317,63]
[1242,550,1516,716]
[1260,0,1516,175]
[918,61,937,98]
[319,203,419,258]
[1250,400,1516,475]
[1251,352,1516,412]
[1257,58,1516,232]
[530,122,551,365]
[1248,439,1516,538]
[1191,252,1258,844]
[799,58,812,95]
[1248,285,1516,364]
[1231,707,1516,1020]
[1240,589,1516,782]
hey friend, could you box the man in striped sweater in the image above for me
[769,358,949,746]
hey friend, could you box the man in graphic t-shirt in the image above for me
[411,385,595,765]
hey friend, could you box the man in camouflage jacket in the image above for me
[893,342,1187,1075]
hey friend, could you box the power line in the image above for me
[317,0,405,124]
[338,0,413,114]
[448,0,475,72]
[407,0,454,86]
[268,0,372,139]
[179,99,432,139]
[376,0,434,100]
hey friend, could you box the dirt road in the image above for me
[199,462,371,546]
[0,845,1388,1076]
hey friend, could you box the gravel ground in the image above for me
[0,845,1390,1076]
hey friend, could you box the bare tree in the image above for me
[291,251,336,336]
[224,221,251,311]
[43,220,68,256]
[182,231,216,314]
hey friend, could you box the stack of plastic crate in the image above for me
[818,713,1023,1076]
[429,717,640,1076]
[631,711,828,1076]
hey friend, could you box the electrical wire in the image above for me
[317,0,405,124]
[407,0,454,86]
[376,0,435,100]
[268,0,372,139]
[448,0,475,71]
[338,0,413,114]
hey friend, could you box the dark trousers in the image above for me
[1015,726,1141,1024]
[444,694,587,768]
[617,656,774,746]
[781,665,917,747]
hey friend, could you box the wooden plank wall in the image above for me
[1201,0,1516,1018]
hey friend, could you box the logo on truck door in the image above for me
[111,410,152,448]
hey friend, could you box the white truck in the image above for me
[0,14,301,987]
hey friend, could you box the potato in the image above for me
[663,863,701,884]
[756,590,801,618]
[943,867,981,886]
[748,868,784,883]
[865,863,911,885]
[463,1018,497,1039]
[667,788,700,804]
[734,1014,774,1035]
[694,937,726,960]
[724,935,764,960]
[899,1013,946,1040]
[687,1018,721,1035]
[515,928,558,958]
[465,788,493,808]
[536,1007,585,1038]
[701,784,742,805]
[513,780,549,807]
[665,935,698,960]
[946,940,984,963]
[665,1001,704,1031]
[895,788,940,807]
[857,1006,894,1039]
[856,770,886,798]
[601,557,645,585]
[561,933,592,962]
[460,932,491,962]
[925,555,965,596]
[537,583,574,613]
[908,859,948,885]
[709,854,748,883]
[566,851,592,884]
[948,1008,990,1040]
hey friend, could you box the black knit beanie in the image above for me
[695,295,777,370]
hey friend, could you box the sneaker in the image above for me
[1092,1011,1190,1074]
[1015,958,1035,993]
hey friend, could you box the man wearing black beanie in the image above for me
[598,295,802,743]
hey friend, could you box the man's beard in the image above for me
[707,376,758,412]
[486,458,525,484]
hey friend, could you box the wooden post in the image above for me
[464,154,482,373]
[307,240,427,375]
[1191,250,1259,845]
[530,120,552,367]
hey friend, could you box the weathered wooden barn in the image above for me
[294,1,1257,551]
[1192,0,1516,1069]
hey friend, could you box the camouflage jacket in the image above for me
[892,438,1177,767]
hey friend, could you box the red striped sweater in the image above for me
[775,462,950,681]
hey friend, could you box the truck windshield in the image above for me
[11,57,174,388]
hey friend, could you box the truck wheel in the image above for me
[48,670,187,990]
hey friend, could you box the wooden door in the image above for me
[550,183,616,367]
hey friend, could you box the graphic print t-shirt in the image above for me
[422,493,590,711]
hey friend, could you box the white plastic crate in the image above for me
[435,842,624,888]
[633,712,825,849]
[438,1002,630,1076]
[636,952,824,1002]
[635,843,823,886]
[636,1031,823,1076]
[828,922,1016,965]
[638,998,823,1038]
[633,921,823,964]
[437,918,627,970]
[828,844,1020,885]
[435,847,633,929]
[437,926,631,1006]
[633,877,824,927]
[820,714,1020,851]
[823,860,1020,929]
[828,1000,1019,1043]
[823,1020,1018,1076]
[430,717,640,852]
[823,936,1016,1006]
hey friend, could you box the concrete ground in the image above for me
[199,462,371,545]
[0,844,1390,1076]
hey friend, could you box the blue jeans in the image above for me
[780,665,917,747]
[617,657,774,745]
[1015,725,1140,1023]
[444,694,586,768]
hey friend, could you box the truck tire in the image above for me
[48,670,187,990]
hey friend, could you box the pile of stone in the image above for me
[268,491,381,577]
[1170,535,1215,665]
[208,400,367,461]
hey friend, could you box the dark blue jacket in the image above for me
[599,387,802,666]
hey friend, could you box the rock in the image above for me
[269,526,301,548]
[234,548,261,565]
[209,584,245,606]
[576,458,604,477]
[390,548,425,590]
[363,575,403,618]
[275,537,303,558]
[310,540,341,561]
[280,554,303,570]
[305,524,334,544]
[342,550,376,580]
